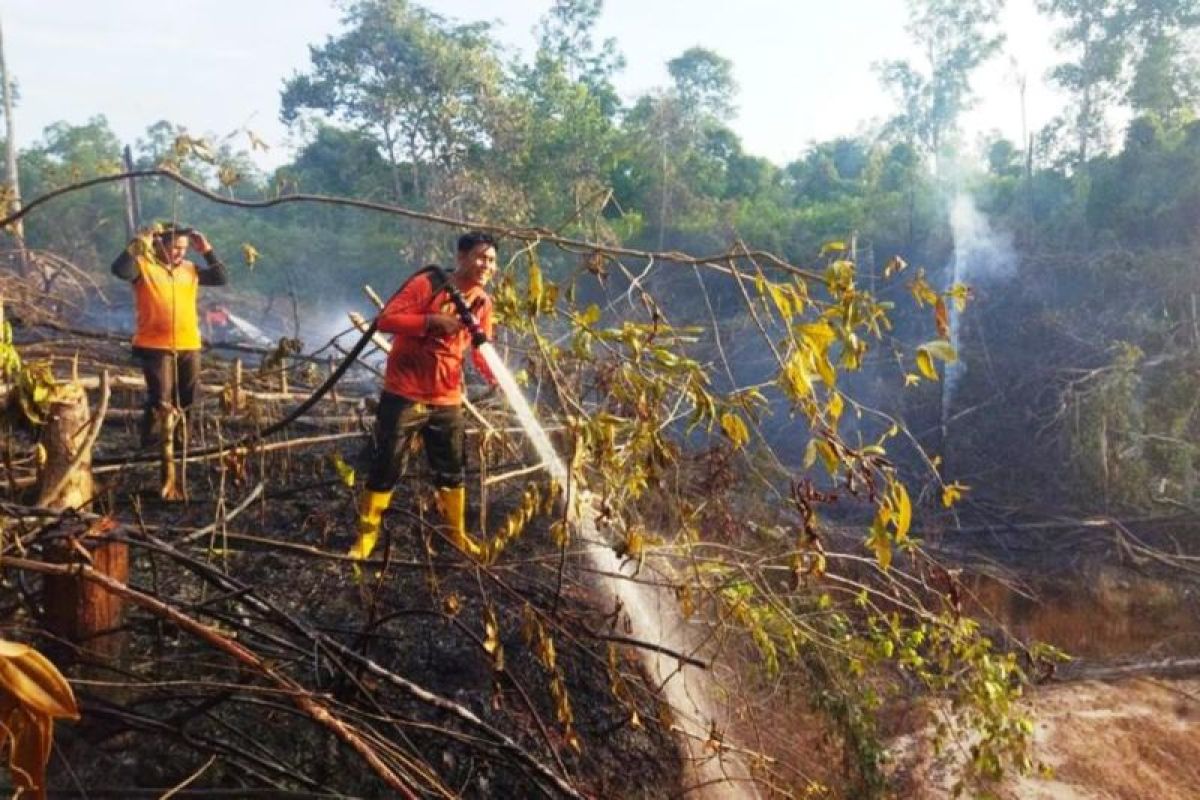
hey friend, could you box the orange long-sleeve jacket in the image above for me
[377,272,496,406]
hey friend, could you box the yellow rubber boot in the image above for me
[348,490,393,564]
[435,486,483,560]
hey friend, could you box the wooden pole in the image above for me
[121,145,139,238]
[38,378,129,661]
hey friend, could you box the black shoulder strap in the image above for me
[421,264,449,293]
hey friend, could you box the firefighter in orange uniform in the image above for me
[349,232,499,564]
[111,223,228,446]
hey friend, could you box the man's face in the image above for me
[455,243,497,288]
[156,235,189,266]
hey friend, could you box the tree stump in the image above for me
[38,382,128,661]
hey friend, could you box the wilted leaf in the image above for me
[884,255,908,278]
[246,130,270,152]
[218,164,242,188]
[934,297,950,339]
[241,243,260,269]
[0,640,78,798]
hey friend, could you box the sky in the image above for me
[0,0,1064,171]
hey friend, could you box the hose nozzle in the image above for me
[445,283,487,347]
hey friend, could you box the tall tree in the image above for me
[489,0,624,227]
[535,0,624,114]
[280,0,502,204]
[1123,0,1200,117]
[667,46,737,124]
[1036,0,1126,168]
[878,0,1005,175]
[0,11,24,269]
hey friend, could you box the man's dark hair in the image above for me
[456,231,497,254]
[152,222,193,242]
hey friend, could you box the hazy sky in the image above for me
[1,0,1063,170]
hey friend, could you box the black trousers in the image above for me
[134,348,200,443]
[365,391,465,492]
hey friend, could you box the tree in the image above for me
[280,0,503,204]
[534,0,624,115]
[10,120,122,270]
[490,0,625,228]
[1123,0,1200,117]
[667,46,737,123]
[0,11,24,268]
[614,47,740,249]
[878,0,1004,175]
[1036,0,1127,169]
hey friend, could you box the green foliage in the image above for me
[281,0,504,204]
[13,1,1200,792]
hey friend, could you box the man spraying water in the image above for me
[348,232,500,564]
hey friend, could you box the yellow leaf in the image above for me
[528,261,544,309]
[828,391,844,422]
[891,482,912,542]
[916,349,938,381]
[797,321,837,353]
[866,518,893,570]
[820,241,847,255]
[719,411,750,449]
[781,350,814,400]
[816,441,839,476]
[815,353,837,387]
[904,373,921,387]
[803,438,819,469]
[768,284,794,321]
[941,482,970,508]
[329,454,355,488]
[579,304,600,326]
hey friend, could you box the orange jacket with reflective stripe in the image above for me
[377,272,495,406]
[130,255,203,351]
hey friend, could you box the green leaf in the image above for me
[922,340,958,363]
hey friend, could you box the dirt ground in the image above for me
[893,677,1200,799]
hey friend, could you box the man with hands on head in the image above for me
[111,222,228,447]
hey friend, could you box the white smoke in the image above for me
[948,194,1016,285]
[943,194,1016,430]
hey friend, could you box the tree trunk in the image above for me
[0,11,27,276]
[38,383,128,661]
